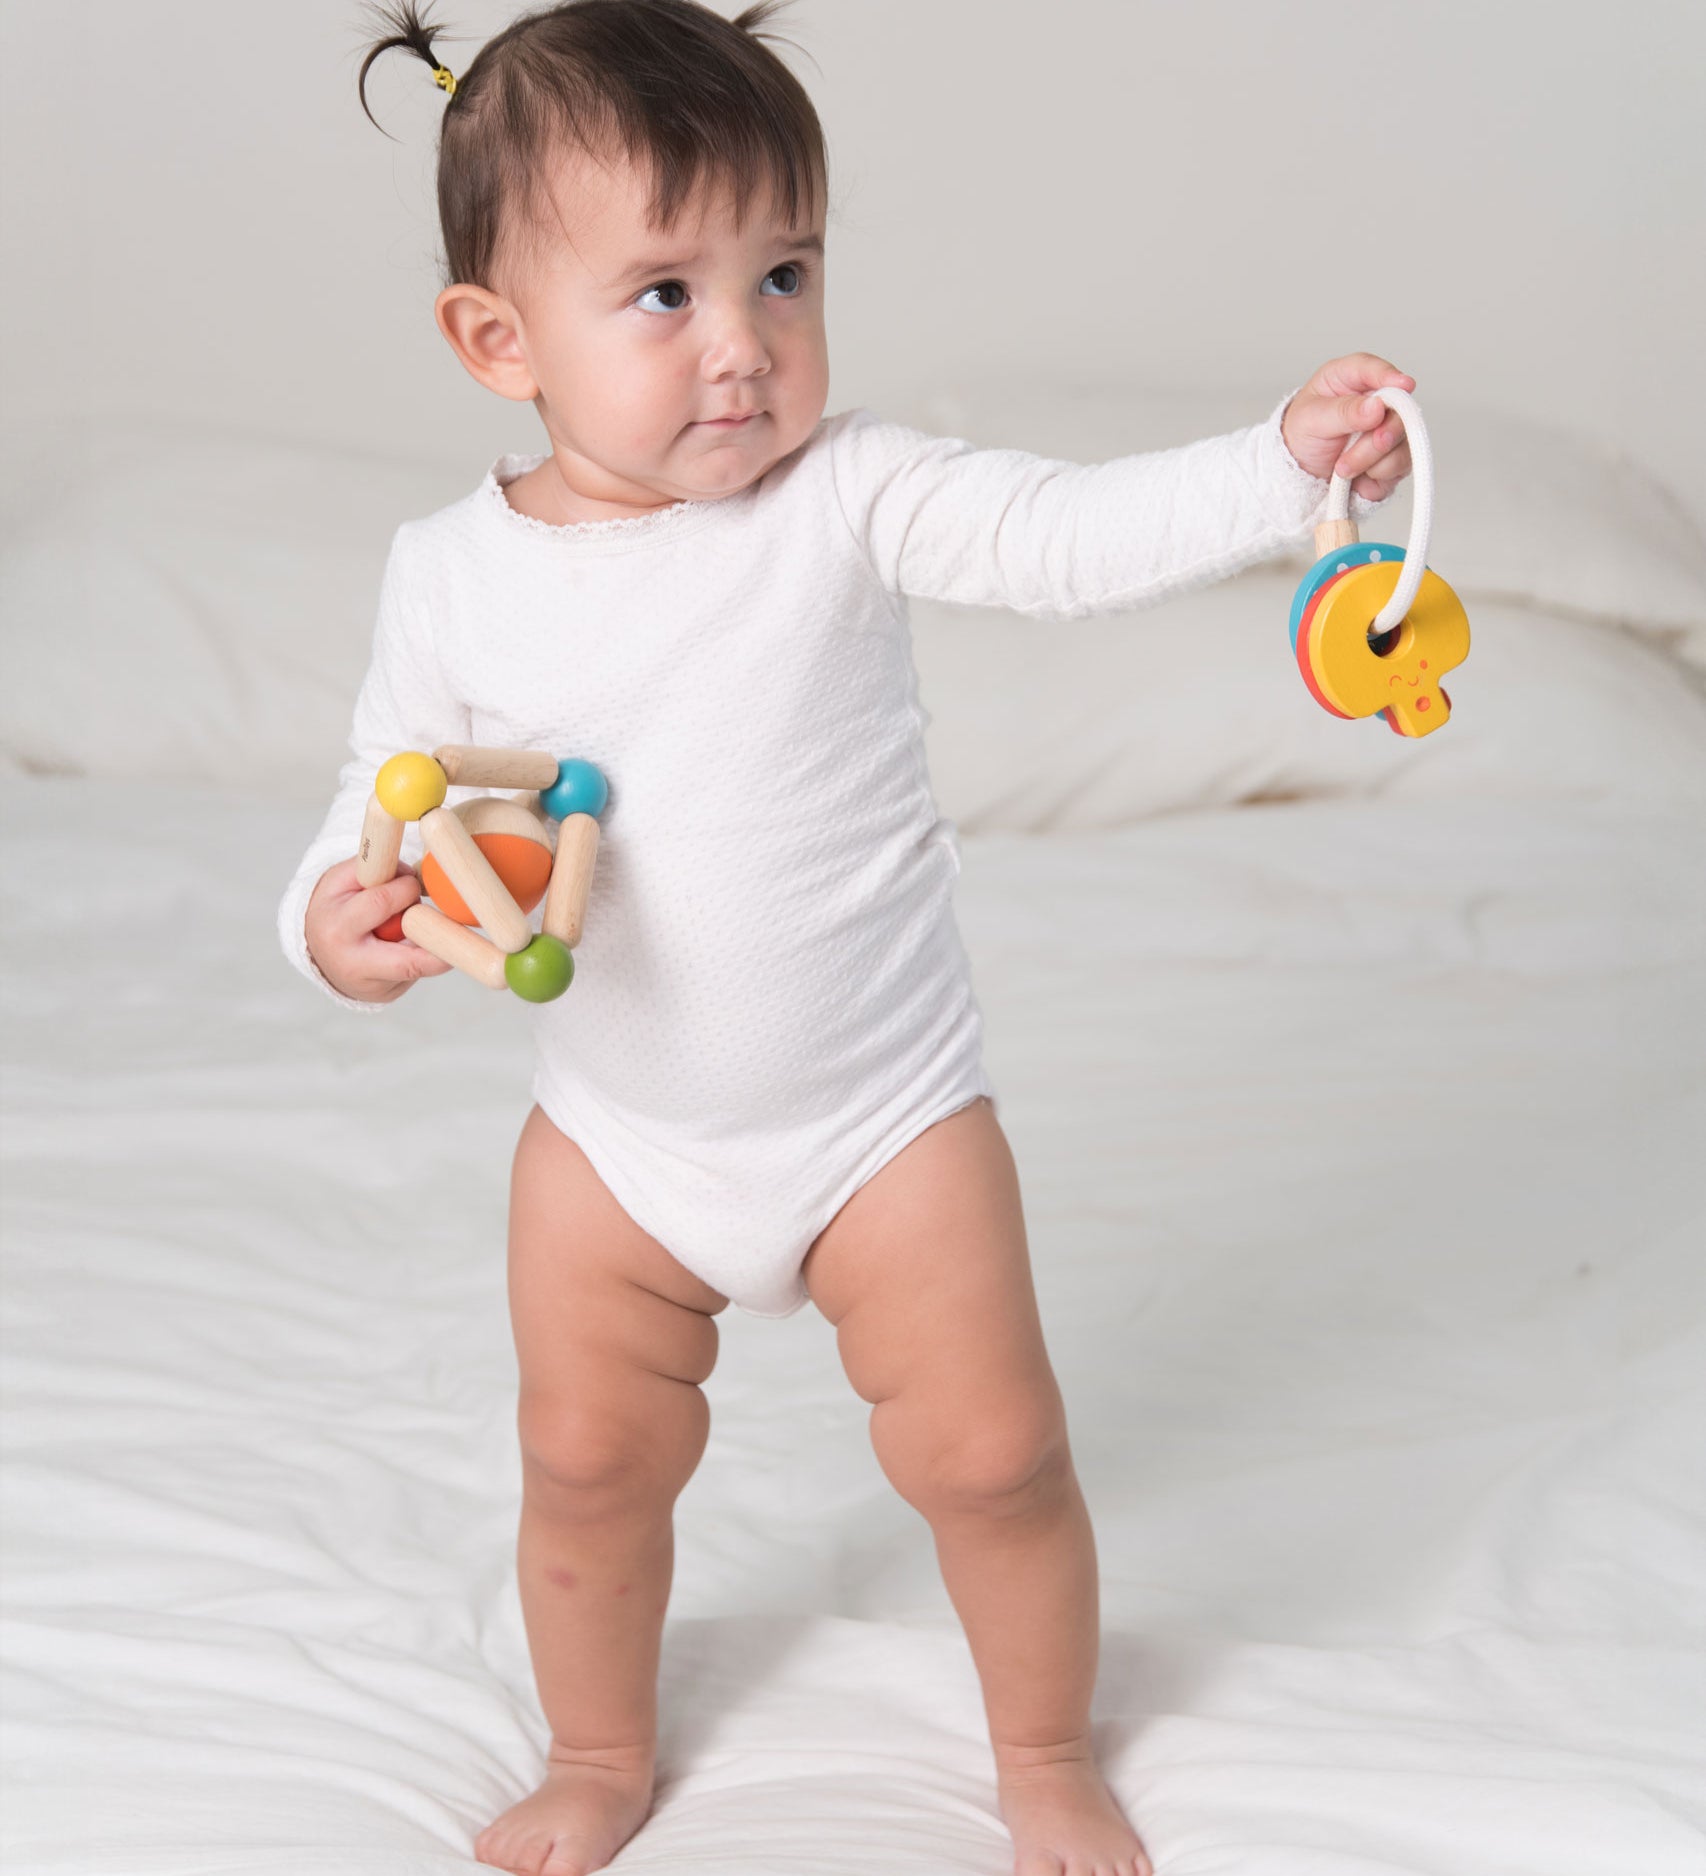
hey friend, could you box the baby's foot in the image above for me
[474,1742,656,1876]
[995,1743,1152,1876]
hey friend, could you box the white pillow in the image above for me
[912,577,1706,832]
[906,381,1706,670]
[0,425,466,791]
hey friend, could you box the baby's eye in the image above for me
[635,280,689,314]
[761,262,805,298]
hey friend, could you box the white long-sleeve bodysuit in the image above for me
[277,392,1384,1318]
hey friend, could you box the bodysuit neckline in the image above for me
[482,452,751,556]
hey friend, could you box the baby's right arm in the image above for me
[277,524,471,1012]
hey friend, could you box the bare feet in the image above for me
[474,1743,656,1876]
[995,1744,1152,1876]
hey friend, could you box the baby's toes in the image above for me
[472,1820,532,1874]
[540,1842,600,1876]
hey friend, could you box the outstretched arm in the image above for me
[828,374,1405,620]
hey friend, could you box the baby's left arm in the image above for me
[828,352,1415,621]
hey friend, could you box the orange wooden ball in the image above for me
[421,833,555,926]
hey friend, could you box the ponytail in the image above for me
[358,0,461,138]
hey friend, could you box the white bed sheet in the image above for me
[3,773,1704,1875]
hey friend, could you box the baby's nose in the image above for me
[701,312,771,380]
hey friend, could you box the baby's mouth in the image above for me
[697,410,761,428]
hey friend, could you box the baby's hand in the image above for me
[1282,353,1417,503]
[305,857,453,1004]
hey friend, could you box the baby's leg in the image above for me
[800,1097,1151,1876]
[476,1103,729,1876]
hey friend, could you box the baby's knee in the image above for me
[872,1390,1070,1519]
[519,1379,710,1512]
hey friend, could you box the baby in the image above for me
[279,2,1413,1871]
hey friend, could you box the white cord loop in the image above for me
[1326,385,1433,635]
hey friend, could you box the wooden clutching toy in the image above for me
[1287,387,1470,736]
[355,745,609,1004]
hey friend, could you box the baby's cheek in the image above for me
[767,334,823,399]
[556,342,665,442]
[773,389,829,459]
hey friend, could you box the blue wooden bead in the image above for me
[541,757,609,822]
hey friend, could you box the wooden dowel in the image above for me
[432,745,560,790]
[419,806,533,953]
[1313,518,1360,559]
[356,792,405,887]
[542,813,599,949]
[400,903,509,990]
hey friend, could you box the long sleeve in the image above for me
[827,387,1396,619]
[274,524,472,1012]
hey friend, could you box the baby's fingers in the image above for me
[393,938,455,980]
[1350,443,1412,503]
[351,868,426,939]
[1334,414,1407,480]
[1290,388,1392,462]
[372,882,462,982]
[1310,354,1415,401]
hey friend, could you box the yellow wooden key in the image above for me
[1304,559,1471,737]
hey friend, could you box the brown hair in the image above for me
[357,0,827,293]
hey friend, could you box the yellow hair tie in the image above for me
[432,64,458,98]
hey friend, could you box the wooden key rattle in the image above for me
[1287,387,1470,736]
[356,744,608,1003]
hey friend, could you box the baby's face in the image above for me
[442,146,829,516]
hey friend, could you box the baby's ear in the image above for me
[433,282,538,403]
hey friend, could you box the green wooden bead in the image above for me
[505,934,575,1003]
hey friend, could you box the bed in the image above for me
[4,386,1704,1875]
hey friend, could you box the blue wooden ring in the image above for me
[1288,543,1406,654]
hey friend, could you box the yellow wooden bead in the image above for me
[375,751,449,821]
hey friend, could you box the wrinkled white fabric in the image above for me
[276,393,1365,1315]
[13,770,1706,1876]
